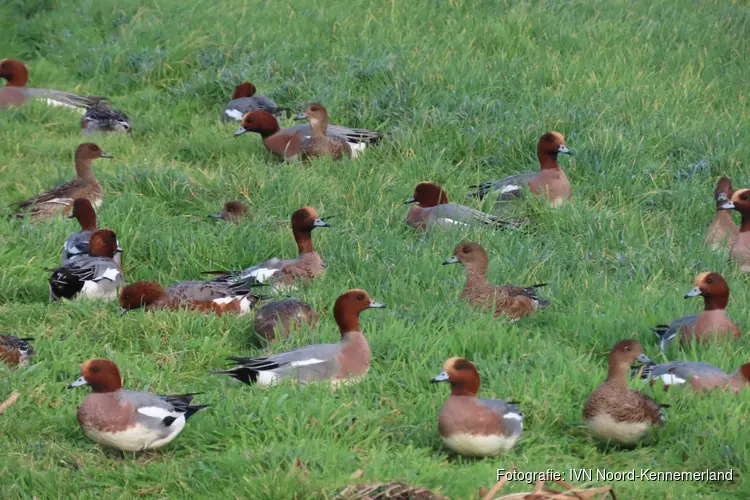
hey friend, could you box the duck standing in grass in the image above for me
[81,98,131,135]
[431,357,522,456]
[584,339,666,446]
[0,335,34,367]
[223,82,285,121]
[68,359,208,452]
[253,297,319,342]
[442,242,549,320]
[720,189,750,271]
[468,132,573,207]
[215,289,384,386]
[705,176,737,251]
[652,272,741,352]
[207,200,248,222]
[9,143,112,220]
[295,103,352,160]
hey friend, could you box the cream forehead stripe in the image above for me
[732,189,750,201]
[443,357,464,370]
[695,272,711,285]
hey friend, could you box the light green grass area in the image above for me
[2,0,750,497]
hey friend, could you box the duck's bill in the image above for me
[430,371,449,383]
[558,145,573,155]
[636,353,653,364]
[100,152,114,159]
[117,307,129,316]
[403,197,417,204]
[68,376,88,388]
[684,287,702,298]
[368,300,386,309]
[67,213,76,219]
[719,201,735,210]
[293,113,307,121]
[207,212,223,219]
[233,127,247,137]
[442,256,459,265]
[313,218,330,228]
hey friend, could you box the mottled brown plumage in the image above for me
[253,297,319,341]
[299,103,352,161]
[705,176,738,250]
[336,482,447,500]
[0,335,34,367]
[724,189,750,271]
[119,281,260,317]
[208,200,248,222]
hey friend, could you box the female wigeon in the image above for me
[223,82,285,121]
[404,182,525,230]
[61,198,123,268]
[705,176,738,250]
[118,281,262,317]
[443,242,549,320]
[253,297,319,342]
[216,289,384,386]
[0,335,34,367]
[720,189,750,271]
[652,272,741,352]
[430,357,522,456]
[9,143,112,220]
[469,132,573,207]
[583,340,666,445]
[68,359,207,452]
[206,206,329,292]
[632,360,750,393]
[295,103,352,160]
[48,229,124,301]
[234,110,381,161]
[81,98,131,135]
[207,200,248,222]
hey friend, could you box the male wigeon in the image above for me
[443,242,549,320]
[216,289,384,386]
[583,340,666,445]
[430,357,522,456]
[223,82,285,121]
[631,359,750,393]
[720,189,750,271]
[294,103,352,160]
[0,58,101,110]
[0,335,34,367]
[705,176,738,250]
[404,182,525,230]
[652,272,741,352]
[68,359,207,452]
[469,132,573,207]
[207,200,248,222]
[253,297,319,342]
[81,98,131,135]
[61,198,123,268]
[48,229,124,301]
[9,143,112,220]
[206,206,329,292]
[234,110,381,161]
[118,281,262,317]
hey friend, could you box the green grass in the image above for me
[1,0,750,497]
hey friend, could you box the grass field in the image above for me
[2,0,750,497]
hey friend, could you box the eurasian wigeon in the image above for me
[720,189,750,271]
[294,103,352,160]
[9,143,112,220]
[0,335,34,367]
[404,182,525,230]
[118,281,262,317]
[207,200,248,222]
[443,242,549,320]
[61,198,123,268]
[632,359,750,393]
[223,82,285,121]
[48,229,124,302]
[234,110,381,161]
[68,359,208,452]
[215,289,384,386]
[430,357,522,456]
[469,132,573,207]
[705,176,738,250]
[583,340,666,445]
[0,58,101,110]
[253,297,319,342]
[206,206,329,292]
[652,272,741,352]
[81,98,131,135]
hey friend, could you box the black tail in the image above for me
[652,325,675,352]
[212,366,258,385]
[183,405,210,420]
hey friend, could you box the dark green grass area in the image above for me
[1,0,750,497]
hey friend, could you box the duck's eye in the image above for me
[742,194,748,201]
[356,294,365,301]
[624,346,632,351]
[92,366,100,373]
[706,278,713,284]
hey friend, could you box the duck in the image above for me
[404,182,525,230]
[468,132,573,207]
[9,143,112,220]
[294,103,352,160]
[705,176,738,251]
[205,206,328,292]
[652,272,741,352]
[48,229,124,301]
[233,110,382,161]
[223,82,285,121]
[215,289,384,386]
[0,335,34,367]
[81,98,131,135]
[253,297,319,342]
[583,339,666,445]
[207,200,248,222]
[0,58,101,110]
[430,357,522,456]
[68,359,208,452]
[61,198,123,268]
[118,281,263,317]
[631,359,750,393]
[720,189,750,271]
[442,242,549,320]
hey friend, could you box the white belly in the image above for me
[83,420,184,451]
[442,433,519,457]
[585,414,650,444]
[79,281,119,300]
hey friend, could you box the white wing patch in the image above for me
[500,184,521,194]
[137,406,178,420]
[247,267,280,283]
[657,374,687,385]
[348,142,366,158]
[439,218,470,227]
[289,358,326,368]
[503,412,523,421]
[46,98,86,114]
[211,297,235,305]
[224,109,244,120]
[46,198,74,206]
[97,267,121,282]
